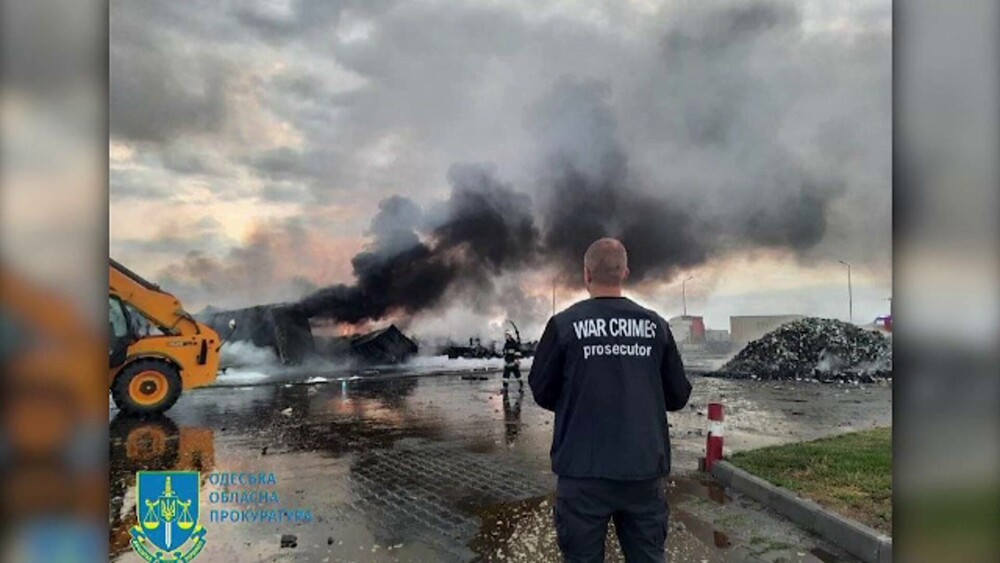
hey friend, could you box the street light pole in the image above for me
[838,260,852,323]
[682,276,694,317]
[552,280,556,317]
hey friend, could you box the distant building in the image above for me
[729,315,805,345]
[668,315,706,344]
[705,329,730,343]
[705,329,733,354]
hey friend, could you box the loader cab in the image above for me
[109,296,132,369]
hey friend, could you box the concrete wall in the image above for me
[706,329,730,342]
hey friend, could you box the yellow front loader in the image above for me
[109,259,231,414]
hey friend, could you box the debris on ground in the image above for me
[314,324,418,364]
[280,534,297,548]
[440,337,537,360]
[712,318,891,382]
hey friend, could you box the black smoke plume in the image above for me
[299,165,539,322]
[300,75,843,323]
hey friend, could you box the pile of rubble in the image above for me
[714,318,892,383]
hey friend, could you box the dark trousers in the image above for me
[554,476,668,563]
[503,363,521,379]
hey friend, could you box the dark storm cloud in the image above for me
[244,147,307,181]
[232,0,399,43]
[110,47,231,144]
[111,217,234,270]
[110,168,176,201]
[662,1,798,55]
[243,147,351,202]
[111,0,891,320]
[259,183,314,203]
[160,145,221,176]
[233,0,344,42]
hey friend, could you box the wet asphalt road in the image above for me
[110,366,891,562]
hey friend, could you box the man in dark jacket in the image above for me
[529,237,692,563]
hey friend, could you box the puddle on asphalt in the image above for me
[467,476,854,562]
[668,475,729,505]
[810,547,842,562]
[468,477,740,562]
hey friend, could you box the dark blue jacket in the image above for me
[528,297,692,480]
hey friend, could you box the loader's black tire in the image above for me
[111,359,183,416]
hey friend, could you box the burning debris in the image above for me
[202,304,315,365]
[442,338,497,360]
[439,338,537,360]
[314,325,418,365]
[203,303,418,366]
[713,318,892,383]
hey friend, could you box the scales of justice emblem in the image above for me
[131,472,207,562]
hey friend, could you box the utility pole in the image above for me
[838,260,853,323]
[552,280,556,317]
[682,276,694,317]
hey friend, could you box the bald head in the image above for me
[584,238,629,291]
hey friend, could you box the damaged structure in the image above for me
[202,303,315,365]
[440,338,537,360]
[314,325,418,365]
[202,304,418,365]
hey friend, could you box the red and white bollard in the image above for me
[703,402,725,472]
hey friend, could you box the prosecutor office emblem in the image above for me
[131,471,207,562]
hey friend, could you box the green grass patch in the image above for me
[729,427,892,533]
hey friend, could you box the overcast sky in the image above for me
[109,0,891,336]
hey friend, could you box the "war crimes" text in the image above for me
[572,317,658,340]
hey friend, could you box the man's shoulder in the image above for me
[558,300,588,316]
[635,303,667,324]
[614,298,668,322]
[556,298,665,321]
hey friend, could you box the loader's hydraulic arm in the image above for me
[109,259,203,336]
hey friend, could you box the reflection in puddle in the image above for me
[470,477,742,562]
[109,415,215,560]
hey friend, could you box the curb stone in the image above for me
[711,460,892,563]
